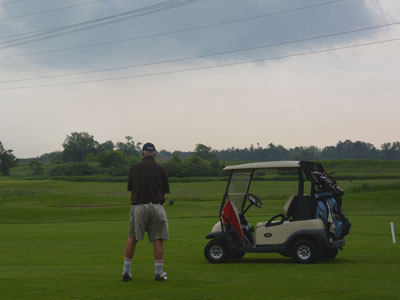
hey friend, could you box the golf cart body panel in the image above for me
[211,221,223,233]
[204,160,351,264]
[255,219,325,245]
[211,212,326,246]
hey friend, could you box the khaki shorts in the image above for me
[129,204,169,241]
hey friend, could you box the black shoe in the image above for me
[155,272,167,281]
[122,272,132,281]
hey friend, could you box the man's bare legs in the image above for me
[153,239,163,260]
[153,239,166,280]
[122,238,137,280]
[124,237,137,259]
[123,238,166,281]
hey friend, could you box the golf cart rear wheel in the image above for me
[292,239,318,264]
[204,240,228,263]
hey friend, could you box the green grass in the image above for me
[1,177,400,299]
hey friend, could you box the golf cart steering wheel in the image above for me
[246,193,263,208]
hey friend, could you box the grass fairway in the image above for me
[1,178,400,299]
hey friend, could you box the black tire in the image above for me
[321,247,339,260]
[228,249,245,259]
[204,240,228,263]
[292,239,318,264]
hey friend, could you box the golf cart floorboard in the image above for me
[237,238,345,254]
[241,245,287,254]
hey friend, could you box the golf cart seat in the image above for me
[258,195,296,228]
[283,194,296,218]
[285,195,315,221]
[259,194,315,228]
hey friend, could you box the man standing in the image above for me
[122,142,170,282]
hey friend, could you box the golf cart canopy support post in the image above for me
[219,171,233,233]
[297,168,304,198]
[242,170,254,212]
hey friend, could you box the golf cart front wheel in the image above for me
[292,239,318,264]
[204,240,228,263]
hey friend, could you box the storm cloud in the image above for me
[0,0,392,70]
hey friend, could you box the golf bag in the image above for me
[315,192,351,239]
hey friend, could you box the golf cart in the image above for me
[204,161,351,264]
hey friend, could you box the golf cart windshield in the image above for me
[227,171,252,212]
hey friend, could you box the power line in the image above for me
[1,20,399,84]
[0,0,106,22]
[1,37,399,91]
[0,0,29,6]
[0,0,194,39]
[0,0,345,59]
[0,0,204,48]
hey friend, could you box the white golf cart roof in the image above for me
[224,161,301,171]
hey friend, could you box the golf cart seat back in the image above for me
[285,194,315,221]
[264,194,303,228]
[283,195,296,217]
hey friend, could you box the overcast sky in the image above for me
[0,0,399,158]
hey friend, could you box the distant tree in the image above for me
[0,142,18,176]
[171,150,192,160]
[38,151,63,164]
[98,140,115,153]
[116,136,141,156]
[289,146,321,161]
[263,143,290,161]
[320,145,337,159]
[182,155,214,176]
[157,149,172,161]
[29,159,44,175]
[62,132,99,162]
[84,153,97,163]
[209,158,225,176]
[163,154,184,177]
[380,142,400,160]
[194,143,218,161]
[322,140,378,159]
[169,154,182,164]
[98,150,126,168]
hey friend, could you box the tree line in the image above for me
[1,132,400,177]
[213,140,400,161]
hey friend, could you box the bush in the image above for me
[162,155,225,177]
[29,160,44,176]
[108,166,129,176]
[49,163,99,176]
[98,150,126,168]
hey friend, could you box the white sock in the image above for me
[123,258,132,274]
[155,260,163,274]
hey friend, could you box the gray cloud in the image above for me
[0,0,391,72]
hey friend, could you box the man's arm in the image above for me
[162,168,170,194]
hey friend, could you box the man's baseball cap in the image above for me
[142,142,156,152]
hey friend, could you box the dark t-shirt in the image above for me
[127,156,169,205]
